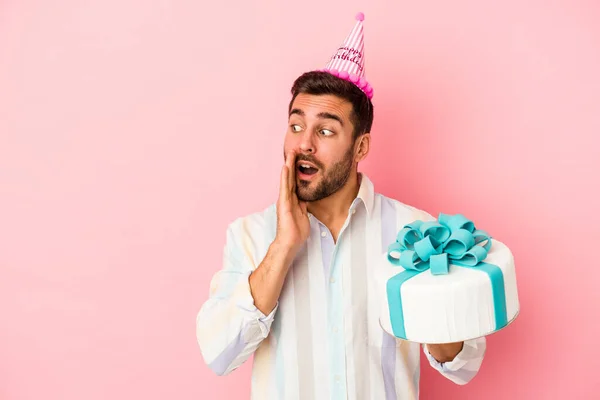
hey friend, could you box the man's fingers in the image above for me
[279,164,289,203]
[285,150,297,194]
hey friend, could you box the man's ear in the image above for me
[354,133,371,163]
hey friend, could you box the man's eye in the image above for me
[320,129,334,136]
[291,124,302,132]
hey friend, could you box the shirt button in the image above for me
[335,375,341,383]
[352,209,356,215]
[333,326,339,333]
[321,231,327,237]
[330,277,336,283]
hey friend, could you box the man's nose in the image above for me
[298,129,315,154]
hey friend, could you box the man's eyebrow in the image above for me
[289,108,305,117]
[317,112,343,126]
[288,109,344,127]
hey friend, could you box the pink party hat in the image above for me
[320,12,373,99]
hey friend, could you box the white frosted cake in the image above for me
[377,213,520,344]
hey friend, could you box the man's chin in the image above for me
[296,185,317,202]
[297,177,313,188]
[296,190,313,202]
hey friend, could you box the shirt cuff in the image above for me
[234,270,279,339]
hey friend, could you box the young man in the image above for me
[197,13,485,399]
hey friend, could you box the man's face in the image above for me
[284,93,357,202]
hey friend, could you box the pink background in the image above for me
[1,1,598,399]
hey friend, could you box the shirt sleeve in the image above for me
[423,336,487,385]
[196,221,277,376]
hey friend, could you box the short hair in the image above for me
[289,71,374,139]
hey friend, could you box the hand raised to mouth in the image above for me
[275,150,310,253]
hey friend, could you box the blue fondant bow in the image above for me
[386,213,492,275]
[386,213,508,340]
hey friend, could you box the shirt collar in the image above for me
[353,172,375,217]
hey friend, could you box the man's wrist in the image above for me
[270,238,299,268]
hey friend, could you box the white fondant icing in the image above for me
[378,239,519,343]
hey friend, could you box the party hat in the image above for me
[320,12,373,99]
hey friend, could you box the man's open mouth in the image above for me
[297,162,319,176]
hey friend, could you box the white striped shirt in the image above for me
[197,173,486,399]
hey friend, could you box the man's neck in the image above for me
[307,172,361,240]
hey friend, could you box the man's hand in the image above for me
[275,150,310,253]
[247,150,310,315]
[426,342,464,363]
